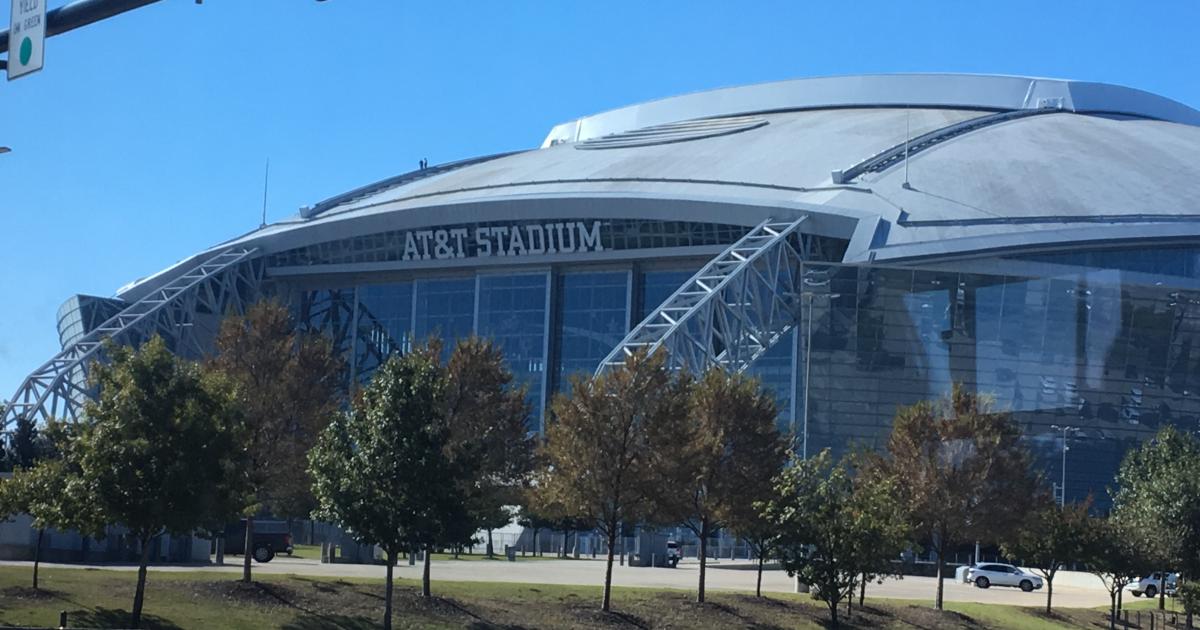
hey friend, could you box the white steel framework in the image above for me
[1,248,263,429]
[597,217,808,375]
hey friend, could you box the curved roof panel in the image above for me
[116,74,1200,300]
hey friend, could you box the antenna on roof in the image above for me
[902,108,913,190]
[260,158,270,229]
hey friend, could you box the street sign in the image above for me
[8,0,46,80]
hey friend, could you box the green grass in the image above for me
[0,565,1154,629]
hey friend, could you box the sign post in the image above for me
[8,0,46,80]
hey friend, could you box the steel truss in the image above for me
[2,248,263,429]
[293,288,400,385]
[597,217,809,375]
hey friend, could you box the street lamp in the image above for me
[1050,424,1079,507]
[800,290,840,460]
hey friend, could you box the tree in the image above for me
[0,420,95,591]
[729,504,780,598]
[537,349,690,612]
[77,336,247,629]
[1111,426,1200,612]
[0,412,51,473]
[1001,496,1093,615]
[443,337,535,559]
[877,384,1041,610]
[762,449,908,628]
[309,346,468,630]
[653,368,787,603]
[210,299,344,583]
[1084,515,1149,630]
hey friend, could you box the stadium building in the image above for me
[8,73,1200,506]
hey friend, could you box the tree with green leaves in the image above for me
[730,502,781,598]
[1001,496,1093,614]
[77,336,247,629]
[443,336,535,558]
[1111,426,1200,613]
[876,385,1041,610]
[1084,515,1150,630]
[0,411,52,473]
[762,449,908,628]
[0,419,94,591]
[653,367,787,603]
[537,349,690,612]
[210,299,344,583]
[309,346,468,630]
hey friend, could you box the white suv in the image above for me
[1130,572,1177,598]
[967,563,1044,592]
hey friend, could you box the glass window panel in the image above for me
[355,282,413,382]
[555,271,629,393]
[414,277,475,350]
[477,273,548,432]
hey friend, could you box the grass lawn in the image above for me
[0,564,1165,629]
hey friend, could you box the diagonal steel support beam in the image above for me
[596,216,808,375]
[2,247,261,430]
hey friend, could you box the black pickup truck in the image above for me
[223,519,293,563]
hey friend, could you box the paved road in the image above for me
[2,556,1117,608]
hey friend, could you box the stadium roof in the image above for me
[118,74,1200,300]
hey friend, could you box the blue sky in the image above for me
[1,0,1198,399]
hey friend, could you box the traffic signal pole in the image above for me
[0,0,161,69]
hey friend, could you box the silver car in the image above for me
[967,563,1044,592]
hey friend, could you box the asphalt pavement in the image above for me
[0,555,1120,608]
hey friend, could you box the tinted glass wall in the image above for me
[797,262,1200,508]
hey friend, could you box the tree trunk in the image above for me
[934,538,945,610]
[1109,590,1116,630]
[532,528,539,557]
[1117,585,1124,616]
[422,545,432,598]
[32,528,44,590]
[242,517,254,583]
[859,572,866,607]
[829,598,840,628]
[561,529,570,559]
[1159,572,1167,610]
[756,554,765,597]
[602,526,617,612]
[384,549,396,630]
[130,536,153,629]
[697,518,709,603]
[1046,577,1053,615]
[486,528,494,559]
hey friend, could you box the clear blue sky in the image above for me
[2,0,1198,400]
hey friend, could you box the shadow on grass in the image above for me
[70,607,183,630]
[279,613,379,630]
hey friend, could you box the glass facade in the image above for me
[797,262,1200,509]
[554,271,629,393]
[1013,246,1200,281]
[477,273,550,431]
[277,219,1200,508]
[414,278,475,349]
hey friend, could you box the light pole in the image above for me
[1050,424,1077,507]
[800,290,840,459]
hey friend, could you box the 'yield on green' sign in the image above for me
[8,0,45,80]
